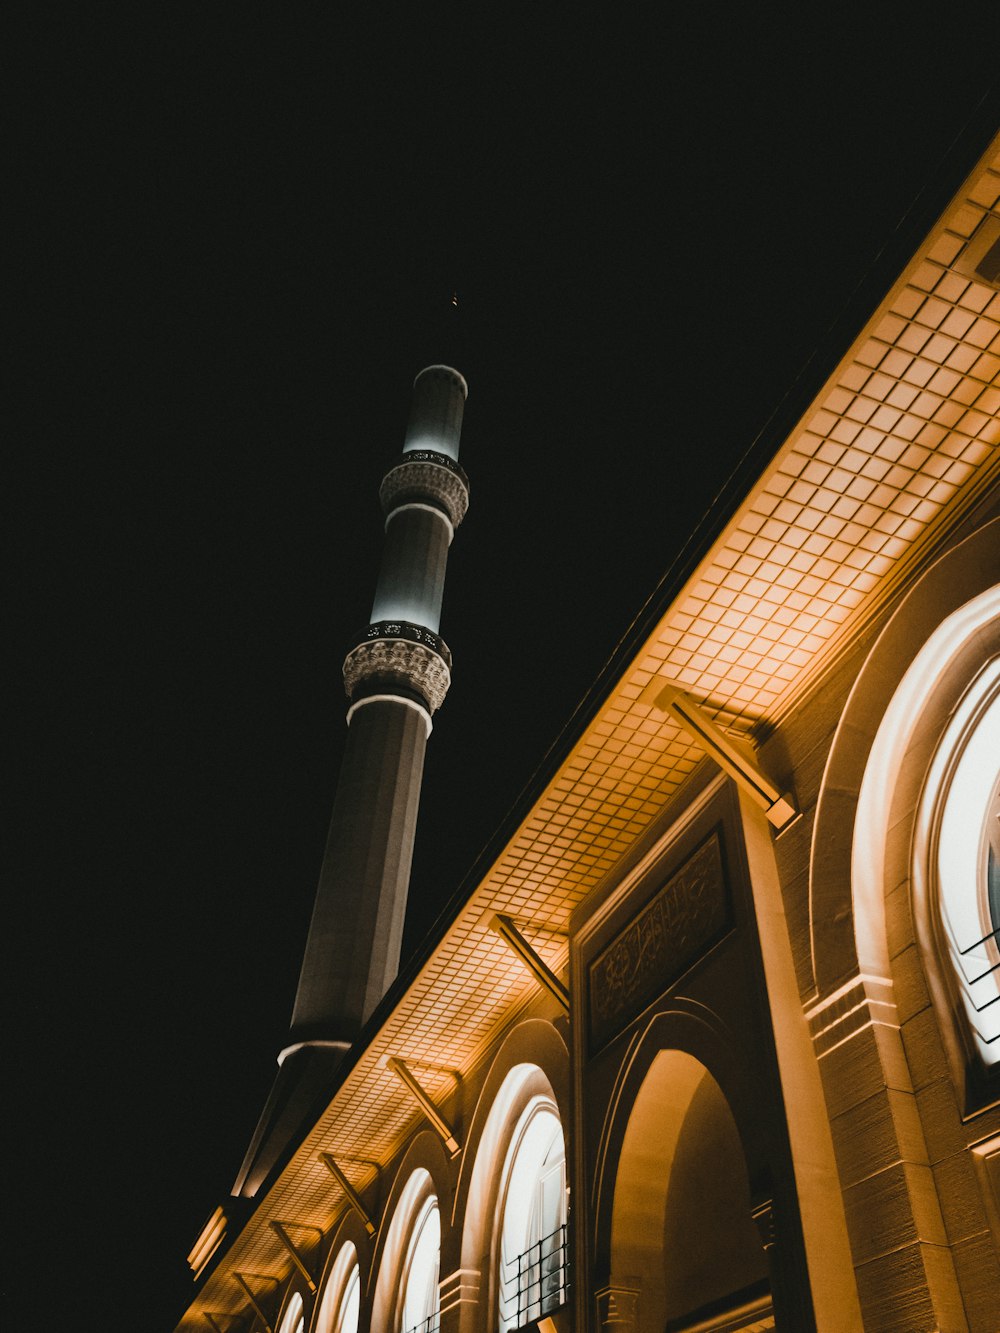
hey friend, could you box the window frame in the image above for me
[314,1241,361,1333]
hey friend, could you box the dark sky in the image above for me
[9,11,999,1331]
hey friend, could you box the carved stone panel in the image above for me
[588,830,730,1051]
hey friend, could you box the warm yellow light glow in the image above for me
[186,1206,226,1278]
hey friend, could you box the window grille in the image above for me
[499,1223,569,1327]
[402,1314,440,1333]
[956,920,1000,1049]
[928,665,1000,1065]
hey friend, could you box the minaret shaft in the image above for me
[290,698,428,1037]
[287,364,469,1049]
[370,507,451,632]
[402,370,464,459]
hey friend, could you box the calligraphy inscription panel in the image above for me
[588,830,729,1050]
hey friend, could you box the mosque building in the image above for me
[175,127,1000,1333]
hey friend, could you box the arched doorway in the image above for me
[609,1049,771,1332]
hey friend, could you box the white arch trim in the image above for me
[853,584,1000,984]
[277,1290,305,1333]
[371,1167,440,1333]
[314,1241,360,1333]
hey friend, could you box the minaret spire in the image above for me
[288,364,470,1049]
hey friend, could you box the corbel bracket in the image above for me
[640,679,797,830]
[386,1056,460,1155]
[232,1273,278,1333]
[489,914,569,1010]
[187,1206,227,1279]
[319,1153,377,1237]
[268,1220,322,1292]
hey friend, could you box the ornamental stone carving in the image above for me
[379,452,470,528]
[588,830,730,1050]
[342,635,452,713]
[353,619,452,667]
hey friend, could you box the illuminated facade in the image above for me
[177,132,1000,1332]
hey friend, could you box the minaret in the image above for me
[286,363,470,1053]
[234,362,469,1196]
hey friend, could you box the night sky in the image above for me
[10,11,999,1331]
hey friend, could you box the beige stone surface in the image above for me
[915,1078,969,1166]
[883,874,917,960]
[902,1007,953,1093]
[854,1242,942,1332]
[831,1086,929,1189]
[820,1022,915,1121]
[934,1151,991,1246]
[892,944,932,1026]
[844,1161,945,1266]
[950,1231,1000,1333]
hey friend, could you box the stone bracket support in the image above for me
[187,1205,227,1278]
[386,1056,460,1154]
[640,679,797,830]
[319,1153,377,1237]
[595,1284,639,1330]
[232,1272,278,1333]
[489,913,569,1010]
[268,1220,322,1292]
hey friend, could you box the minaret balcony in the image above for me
[343,620,452,715]
[380,449,470,529]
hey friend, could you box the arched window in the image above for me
[918,656,1000,1065]
[400,1196,440,1333]
[497,1101,567,1331]
[371,1167,441,1333]
[315,1242,361,1333]
[277,1290,305,1333]
[851,569,1000,1105]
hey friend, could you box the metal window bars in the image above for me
[499,1224,570,1327]
[956,921,1000,1043]
[402,1313,440,1333]
[958,921,1000,979]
